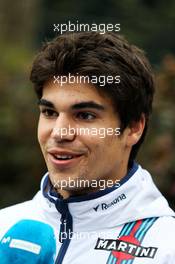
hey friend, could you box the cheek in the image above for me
[90,135,109,159]
[37,118,50,146]
[79,134,103,158]
[104,134,123,157]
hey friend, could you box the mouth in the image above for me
[47,148,85,168]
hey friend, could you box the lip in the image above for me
[47,148,85,169]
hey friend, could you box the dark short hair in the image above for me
[30,32,155,167]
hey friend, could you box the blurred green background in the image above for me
[0,0,175,209]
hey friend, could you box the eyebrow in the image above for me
[71,101,105,111]
[38,99,54,108]
[38,99,105,111]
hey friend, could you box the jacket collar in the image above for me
[40,162,174,232]
[42,161,138,203]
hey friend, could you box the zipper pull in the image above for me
[59,217,67,243]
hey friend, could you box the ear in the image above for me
[125,114,146,147]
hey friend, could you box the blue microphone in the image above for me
[0,219,56,264]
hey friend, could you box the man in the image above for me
[0,32,175,264]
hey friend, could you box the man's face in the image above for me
[38,80,133,197]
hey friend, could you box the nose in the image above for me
[50,113,76,142]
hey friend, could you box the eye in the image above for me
[76,112,96,120]
[40,108,58,118]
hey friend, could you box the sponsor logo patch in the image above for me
[95,237,157,259]
[94,218,158,263]
[93,193,126,211]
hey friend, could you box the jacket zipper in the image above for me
[55,206,73,264]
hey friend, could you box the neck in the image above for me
[55,161,129,199]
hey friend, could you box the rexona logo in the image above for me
[93,193,126,211]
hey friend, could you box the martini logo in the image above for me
[93,193,126,211]
[95,237,157,259]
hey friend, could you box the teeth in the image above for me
[55,155,73,159]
